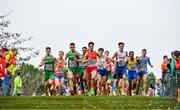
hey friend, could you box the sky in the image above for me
[1,0,180,78]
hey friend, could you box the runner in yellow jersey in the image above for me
[126,51,137,96]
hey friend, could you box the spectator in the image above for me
[170,51,176,75]
[161,55,170,84]
[13,70,22,96]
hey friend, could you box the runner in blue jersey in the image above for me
[137,49,153,96]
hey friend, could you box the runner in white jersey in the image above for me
[112,42,128,96]
[97,48,107,96]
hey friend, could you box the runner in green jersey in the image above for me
[78,47,87,95]
[39,47,58,96]
[65,43,81,95]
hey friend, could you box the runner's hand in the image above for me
[151,65,153,68]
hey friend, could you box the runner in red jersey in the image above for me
[83,42,98,96]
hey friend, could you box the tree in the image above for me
[0,12,39,62]
[19,63,44,96]
[147,72,156,89]
[0,12,40,96]
[138,72,156,95]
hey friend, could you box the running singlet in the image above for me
[79,54,86,68]
[55,59,65,75]
[98,56,107,70]
[127,58,137,71]
[44,55,54,72]
[116,51,127,66]
[138,56,151,72]
[87,51,97,67]
[67,51,78,68]
[105,57,112,71]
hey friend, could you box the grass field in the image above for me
[0,96,180,109]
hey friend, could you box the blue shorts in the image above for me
[137,71,147,77]
[114,66,127,79]
[128,71,137,80]
[97,69,107,76]
[55,74,64,79]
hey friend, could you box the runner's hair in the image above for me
[46,47,51,50]
[142,49,147,52]
[118,42,125,46]
[98,48,104,52]
[70,42,75,46]
[88,42,94,46]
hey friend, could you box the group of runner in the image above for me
[39,42,153,96]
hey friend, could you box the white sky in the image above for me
[1,0,180,78]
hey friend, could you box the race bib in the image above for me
[106,66,111,71]
[69,60,77,68]
[98,64,103,69]
[129,66,136,71]
[45,64,53,71]
[98,60,106,69]
[141,64,147,71]
[118,57,126,66]
[55,67,64,73]
[118,61,125,66]
[87,59,97,67]
[79,62,86,67]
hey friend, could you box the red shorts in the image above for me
[86,66,97,76]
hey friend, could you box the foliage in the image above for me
[0,12,39,62]
[19,63,44,96]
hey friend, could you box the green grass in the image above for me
[0,96,179,109]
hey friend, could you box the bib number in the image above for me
[55,67,64,73]
[45,64,53,71]
[141,64,147,71]
[87,59,97,67]
[69,60,77,68]
[98,64,103,69]
[118,61,125,66]
[79,62,85,67]
[106,66,111,71]
[98,61,106,69]
[129,66,136,71]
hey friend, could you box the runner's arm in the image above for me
[126,57,129,65]
[148,57,153,68]
[109,57,116,65]
[83,53,89,63]
[76,52,82,62]
[64,53,68,65]
[107,58,113,67]
[126,51,128,57]
[54,57,58,64]
[39,57,45,67]
[111,52,118,62]
[96,52,100,58]
[64,60,67,69]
